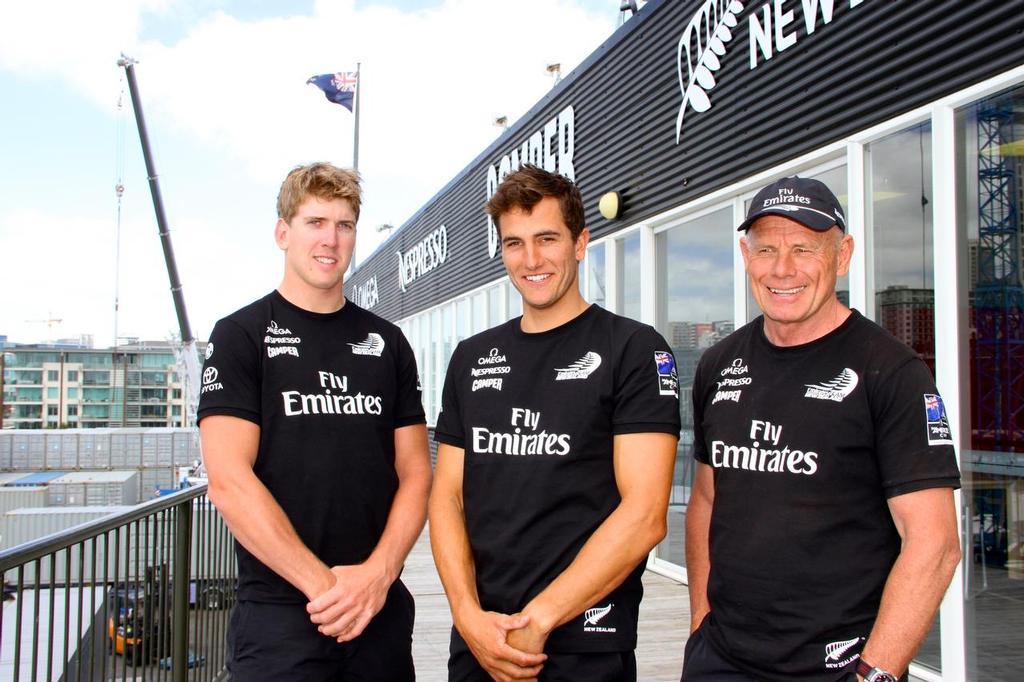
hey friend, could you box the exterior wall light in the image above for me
[598,191,621,220]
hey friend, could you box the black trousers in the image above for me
[227,580,415,681]
[449,644,636,682]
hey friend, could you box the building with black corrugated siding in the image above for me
[345,2,1024,677]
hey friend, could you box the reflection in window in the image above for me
[869,123,941,670]
[654,207,734,568]
[957,84,1024,682]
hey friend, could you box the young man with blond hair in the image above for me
[200,162,431,680]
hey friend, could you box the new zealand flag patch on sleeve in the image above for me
[654,351,679,397]
[924,394,954,446]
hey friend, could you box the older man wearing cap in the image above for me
[681,177,961,682]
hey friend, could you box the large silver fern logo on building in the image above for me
[675,0,744,143]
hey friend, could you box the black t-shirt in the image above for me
[435,304,681,653]
[692,310,960,681]
[197,291,425,603]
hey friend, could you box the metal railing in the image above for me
[0,484,235,681]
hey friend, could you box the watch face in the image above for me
[866,671,897,682]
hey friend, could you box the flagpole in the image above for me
[353,62,361,172]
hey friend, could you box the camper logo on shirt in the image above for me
[554,351,602,381]
[924,394,954,446]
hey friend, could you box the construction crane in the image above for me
[24,314,63,343]
[116,55,201,427]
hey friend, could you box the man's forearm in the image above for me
[428,489,482,621]
[859,531,960,675]
[684,492,712,631]
[209,469,333,600]
[521,496,667,635]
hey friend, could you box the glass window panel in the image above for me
[472,292,487,335]
[871,123,935,372]
[66,370,78,382]
[430,309,443,423]
[488,284,505,327]
[67,387,78,399]
[869,123,940,669]
[47,370,59,382]
[456,298,471,343]
[620,232,641,320]
[654,207,735,568]
[956,84,1024,682]
[586,243,607,309]
[745,165,849,322]
[47,387,58,399]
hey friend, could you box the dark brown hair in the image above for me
[485,165,585,240]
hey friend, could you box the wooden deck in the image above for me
[405,526,690,681]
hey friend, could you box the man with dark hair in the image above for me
[199,162,431,681]
[683,176,961,682]
[430,164,681,682]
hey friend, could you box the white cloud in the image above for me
[0,0,615,345]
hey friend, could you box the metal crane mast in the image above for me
[117,55,201,427]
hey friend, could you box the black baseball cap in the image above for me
[736,176,847,233]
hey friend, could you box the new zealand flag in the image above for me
[307,72,358,112]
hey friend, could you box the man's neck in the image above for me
[277,281,346,314]
[762,302,852,347]
[519,292,590,333]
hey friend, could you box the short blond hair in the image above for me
[277,162,362,223]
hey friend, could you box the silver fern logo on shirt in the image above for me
[554,351,602,381]
[583,603,616,633]
[824,636,863,669]
[349,333,385,357]
[804,368,858,402]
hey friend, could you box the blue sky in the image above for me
[0,0,633,347]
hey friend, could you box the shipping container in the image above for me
[0,486,47,516]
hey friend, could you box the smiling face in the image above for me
[741,215,853,346]
[275,194,357,311]
[500,196,589,329]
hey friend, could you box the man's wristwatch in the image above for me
[856,658,897,682]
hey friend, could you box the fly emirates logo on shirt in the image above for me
[281,370,383,416]
[472,407,572,456]
[710,419,818,476]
